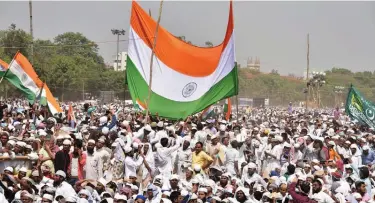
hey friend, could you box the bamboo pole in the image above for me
[306,34,309,112]
[145,0,164,121]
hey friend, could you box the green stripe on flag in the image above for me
[126,57,238,119]
[5,70,37,103]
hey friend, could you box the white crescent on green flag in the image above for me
[126,1,238,119]
[3,52,62,115]
[345,85,375,129]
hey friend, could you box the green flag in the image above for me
[345,85,375,129]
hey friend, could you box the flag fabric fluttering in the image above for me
[126,1,238,119]
[224,98,232,120]
[135,99,147,111]
[5,52,62,115]
[201,105,215,120]
[345,85,375,129]
[0,59,10,83]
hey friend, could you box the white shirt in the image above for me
[124,156,143,178]
[195,130,207,146]
[55,181,76,199]
[71,157,79,177]
[156,140,181,175]
[175,147,192,176]
[225,147,239,176]
[84,151,103,179]
[311,191,335,203]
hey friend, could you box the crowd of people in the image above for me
[0,99,375,203]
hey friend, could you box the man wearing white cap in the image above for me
[156,132,181,183]
[54,170,77,199]
[54,139,72,174]
[84,139,103,180]
[241,162,267,188]
[349,144,362,169]
[42,193,54,203]
[124,146,146,179]
[174,136,192,177]
[362,145,375,166]
[20,191,34,203]
[206,133,225,169]
[96,136,111,173]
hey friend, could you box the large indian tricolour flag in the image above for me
[5,52,62,115]
[126,1,238,119]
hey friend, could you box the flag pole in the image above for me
[145,0,164,121]
[33,82,45,125]
[236,95,239,123]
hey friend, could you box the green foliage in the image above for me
[0,24,125,101]
[238,67,375,106]
[1,24,374,106]
[0,24,32,59]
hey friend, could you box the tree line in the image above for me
[1,24,374,106]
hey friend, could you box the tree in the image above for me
[0,24,32,59]
[205,41,213,47]
[270,69,279,75]
[54,32,104,65]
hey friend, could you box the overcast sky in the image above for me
[0,1,374,76]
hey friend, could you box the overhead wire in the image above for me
[0,36,155,49]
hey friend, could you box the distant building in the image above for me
[113,52,127,71]
[246,57,260,71]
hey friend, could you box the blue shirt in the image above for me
[362,150,375,165]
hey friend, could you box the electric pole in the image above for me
[29,0,34,64]
[305,34,310,112]
[111,29,126,71]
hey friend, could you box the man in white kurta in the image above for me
[225,140,239,177]
[84,140,103,179]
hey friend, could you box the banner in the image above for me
[345,85,375,129]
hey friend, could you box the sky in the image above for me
[0,1,374,76]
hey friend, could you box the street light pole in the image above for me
[111,29,126,71]
[29,0,34,64]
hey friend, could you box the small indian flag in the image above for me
[6,52,62,115]
[202,105,214,120]
[0,59,8,77]
[135,99,147,111]
[224,98,232,120]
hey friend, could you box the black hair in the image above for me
[169,191,181,203]
[287,164,296,174]
[312,179,322,186]
[75,139,83,149]
[197,123,204,130]
[359,167,369,179]
[314,140,323,149]
[300,182,311,194]
[160,138,169,147]
[355,181,365,190]
[230,140,238,148]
